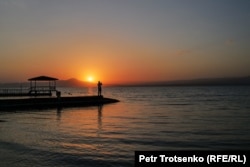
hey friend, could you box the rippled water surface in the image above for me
[0,86,250,167]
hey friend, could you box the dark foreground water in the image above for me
[0,86,250,167]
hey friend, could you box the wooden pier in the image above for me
[0,75,119,110]
[0,96,119,110]
[0,76,58,97]
[0,87,55,96]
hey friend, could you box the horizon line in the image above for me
[1,75,250,87]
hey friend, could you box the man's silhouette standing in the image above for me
[97,81,102,96]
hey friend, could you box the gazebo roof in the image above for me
[28,76,58,81]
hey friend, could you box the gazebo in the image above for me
[28,76,58,96]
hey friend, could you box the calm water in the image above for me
[0,86,250,167]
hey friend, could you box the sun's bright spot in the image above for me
[87,76,94,82]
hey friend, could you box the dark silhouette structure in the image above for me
[28,76,58,96]
[0,75,59,96]
[97,81,102,96]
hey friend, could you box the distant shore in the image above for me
[115,76,250,87]
[1,76,250,87]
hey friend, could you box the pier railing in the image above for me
[0,88,30,96]
[0,86,56,96]
[29,86,56,92]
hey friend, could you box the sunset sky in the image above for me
[1,0,250,84]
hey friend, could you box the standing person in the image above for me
[97,81,102,96]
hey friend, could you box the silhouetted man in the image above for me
[97,81,102,96]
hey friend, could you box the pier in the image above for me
[0,76,58,97]
[0,75,119,110]
[0,96,119,110]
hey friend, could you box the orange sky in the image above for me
[1,1,250,84]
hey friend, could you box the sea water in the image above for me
[0,86,250,167]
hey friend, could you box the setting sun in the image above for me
[87,76,94,82]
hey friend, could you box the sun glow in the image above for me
[87,76,94,82]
